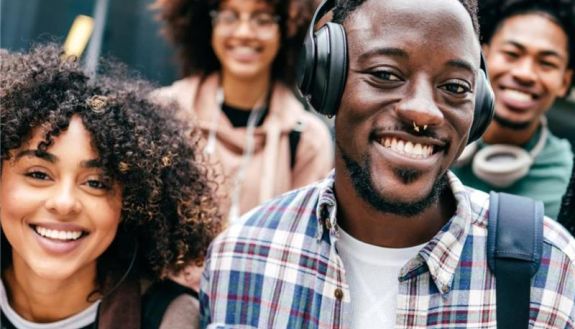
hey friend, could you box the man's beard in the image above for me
[493,113,532,130]
[340,147,449,217]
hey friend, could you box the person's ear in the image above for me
[482,44,491,57]
[559,68,573,97]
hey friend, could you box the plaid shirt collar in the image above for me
[315,170,474,295]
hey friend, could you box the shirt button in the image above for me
[334,288,344,300]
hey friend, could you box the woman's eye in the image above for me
[253,14,278,26]
[86,179,110,190]
[372,71,401,81]
[25,171,50,181]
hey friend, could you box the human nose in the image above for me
[45,180,82,217]
[510,58,537,85]
[231,15,256,37]
[395,81,444,128]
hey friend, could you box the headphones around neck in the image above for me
[454,117,549,188]
[296,0,495,144]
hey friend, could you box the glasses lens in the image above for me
[212,10,279,37]
[212,10,237,26]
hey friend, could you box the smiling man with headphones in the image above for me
[200,0,575,328]
[451,0,574,219]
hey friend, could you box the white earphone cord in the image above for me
[202,86,268,223]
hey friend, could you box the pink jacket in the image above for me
[156,73,334,217]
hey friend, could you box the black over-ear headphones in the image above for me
[296,0,495,144]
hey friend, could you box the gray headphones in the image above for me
[454,117,549,188]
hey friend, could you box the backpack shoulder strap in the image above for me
[141,280,198,329]
[487,191,544,329]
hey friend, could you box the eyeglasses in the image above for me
[210,9,280,38]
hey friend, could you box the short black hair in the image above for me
[479,0,574,70]
[332,0,480,35]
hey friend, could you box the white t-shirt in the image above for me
[337,228,425,329]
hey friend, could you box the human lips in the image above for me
[32,225,85,241]
[498,86,539,111]
[29,223,89,254]
[379,137,435,159]
[226,44,262,62]
[375,133,446,160]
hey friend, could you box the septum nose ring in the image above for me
[413,121,428,133]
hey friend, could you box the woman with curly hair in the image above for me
[152,0,334,221]
[0,44,222,328]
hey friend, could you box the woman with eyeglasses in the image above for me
[153,0,334,222]
[0,44,223,329]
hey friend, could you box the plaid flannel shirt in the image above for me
[201,171,575,328]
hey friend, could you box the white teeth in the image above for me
[405,141,414,153]
[380,137,434,158]
[503,89,533,102]
[231,46,258,55]
[35,226,82,241]
[413,143,422,155]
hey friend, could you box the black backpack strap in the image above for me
[141,279,199,329]
[289,120,305,169]
[487,191,544,329]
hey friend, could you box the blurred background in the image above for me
[1,0,574,149]
[1,0,178,85]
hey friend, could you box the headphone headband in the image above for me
[296,0,495,144]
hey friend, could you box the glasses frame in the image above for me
[210,9,281,38]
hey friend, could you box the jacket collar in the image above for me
[315,170,473,294]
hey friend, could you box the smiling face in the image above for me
[334,0,480,215]
[211,0,281,82]
[485,13,572,131]
[1,116,122,283]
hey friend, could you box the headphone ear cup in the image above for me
[472,145,533,188]
[305,22,348,116]
[468,69,495,144]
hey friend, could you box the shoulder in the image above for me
[150,76,201,110]
[206,182,324,263]
[272,84,332,143]
[540,131,574,163]
[159,294,200,329]
[142,279,199,329]
[542,217,575,265]
[462,185,491,227]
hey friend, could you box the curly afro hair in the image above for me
[478,0,574,71]
[152,0,314,85]
[0,44,223,287]
[332,0,480,36]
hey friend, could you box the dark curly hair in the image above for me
[558,157,575,235]
[0,44,223,290]
[478,0,574,72]
[152,0,314,85]
[332,0,480,36]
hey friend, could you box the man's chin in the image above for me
[493,113,532,131]
[341,150,448,217]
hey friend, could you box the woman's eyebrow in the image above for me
[14,149,101,168]
[15,149,58,163]
[80,159,103,169]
